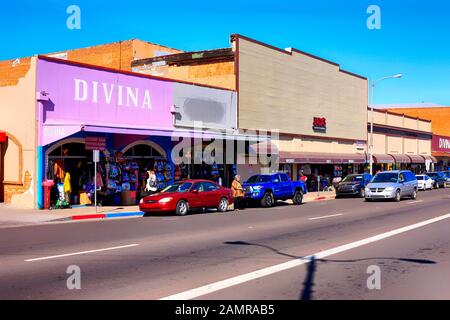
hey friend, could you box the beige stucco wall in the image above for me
[0,57,36,208]
[237,37,368,141]
[387,136,403,154]
[404,138,418,154]
[276,136,366,154]
[369,110,432,156]
[372,133,386,154]
[418,139,431,155]
[370,110,432,133]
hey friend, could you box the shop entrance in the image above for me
[122,142,170,195]
[47,141,93,206]
[172,140,235,187]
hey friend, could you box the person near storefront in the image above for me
[145,169,157,194]
[231,175,244,211]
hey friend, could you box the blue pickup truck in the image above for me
[242,173,307,207]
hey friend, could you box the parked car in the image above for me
[365,170,418,202]
[242,173,307,207]
[443,171,450,187]
[335,173,372,198]
[416,175,434,191]
[139,180,233,216]
[427,172,446,189]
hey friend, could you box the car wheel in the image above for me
[411,189,417,200]
[217,197,229,212]
[292,190,303,205]
[261,192,274,208]
[395,190,401,202]
[175,200,189,216]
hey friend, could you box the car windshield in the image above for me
[246,175,271,183]
[342,175,363,182]
[161,182,192,193]
[371,172,399,183]
[416,176,424,180]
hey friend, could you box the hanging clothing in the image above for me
[54,159,65,181]
[63,172,72,193]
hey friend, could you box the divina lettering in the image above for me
[73,78,153,109]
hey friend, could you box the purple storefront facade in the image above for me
[35,57,238,209]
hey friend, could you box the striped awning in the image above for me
[389,154,411,164]
[279,152,367,164]
[372,154,395,164]
[407,154,426,164]
[422,155,438,163]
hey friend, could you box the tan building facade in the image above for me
[383,106,450,171]
[133,35,369,187]
[369,109,434,173]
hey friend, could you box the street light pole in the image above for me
[369,74,403,176]
[369,80,375,176]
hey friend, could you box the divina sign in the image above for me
[36,58,174,130]
[74,79,153,109]
[432,135,450,153]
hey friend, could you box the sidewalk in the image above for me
[0,190,336,227]
[0,203,142,228]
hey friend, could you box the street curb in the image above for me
[305,195,336,202]
[48,211,144,222]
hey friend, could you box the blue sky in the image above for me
[1,0,450,105]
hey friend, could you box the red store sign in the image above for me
[313,117,327,132]
[432,135,450,153]
[85,136,106,151]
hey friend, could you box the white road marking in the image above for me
[25,244,140,262]
[407,200,424,204]
[159,212,450,300]
[308,213,344,221]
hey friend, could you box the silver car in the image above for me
[365,170,418,202]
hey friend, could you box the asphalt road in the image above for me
[0,188,449,300]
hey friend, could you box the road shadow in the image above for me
[300,255,316,300]
[224,240,437,300]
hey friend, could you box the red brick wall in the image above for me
[0,57,32,87]
[44,39,182,72]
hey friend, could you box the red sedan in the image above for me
[139,179,234,216]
